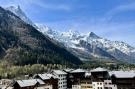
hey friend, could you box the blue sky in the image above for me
[0,0,135,46]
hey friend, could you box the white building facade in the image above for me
[52,70,67,89]
[92,82,104,89]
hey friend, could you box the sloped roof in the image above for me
[71,69,86,73]
[109,71,135,78]
[16,79,45,87]
[38,73,58,80]
[63,69,74,72]
[53,70,67,75]
[45,73,58,79]
[37,74,50,80]
[91,67,108,72]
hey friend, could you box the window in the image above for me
[100,83,102,85]
[87,82,91,84]
[109,83,112,85]
[87,86,92,88]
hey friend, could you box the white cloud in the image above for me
[34,2,72,11]
[109,2,135,14]
[0,0,72,11]
[105,2,135,21]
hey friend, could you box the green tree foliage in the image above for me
[0,60,71,79]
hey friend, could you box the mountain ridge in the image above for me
[36,25,135,63]
[7,5,135,64]
[0,6,82,65]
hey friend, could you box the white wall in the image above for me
[58,74,67,89]
[92,82,104,89]
[53,73,67,89]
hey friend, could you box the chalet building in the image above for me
[13,79,52,89]
[71,69,93,89]
[80,72,92,89]
[110,71,135,89]
[34,73,58,89]
[70,69,86,89]
[52,70,67,89]
[91,67,117,89]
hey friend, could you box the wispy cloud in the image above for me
[105,2,135,21]
[108,2,135,14]
[0,0,72,11]
[34,1,72,11]
[0,0,33,10]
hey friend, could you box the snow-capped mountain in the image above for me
[8,5,135,63]
[38,25,135,55]
[5,5,37,28]
[36,24,135,63]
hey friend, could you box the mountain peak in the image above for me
[89,32,101,39]
[6,5,35,27]
[17,5,21,10]
[6,5,22,13]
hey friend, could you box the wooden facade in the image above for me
[111,75,135,89]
